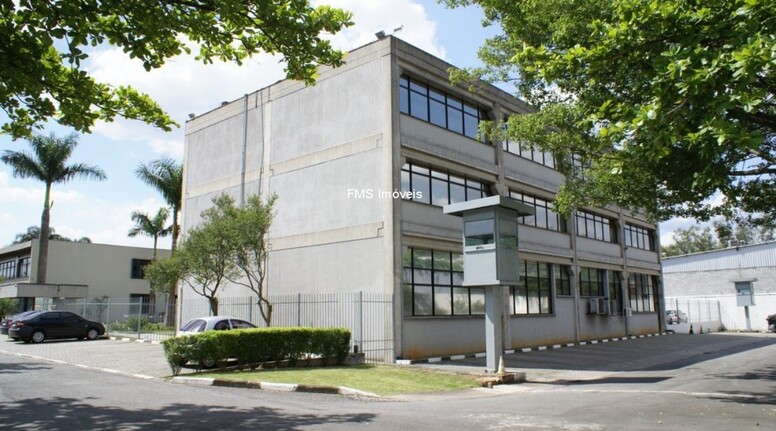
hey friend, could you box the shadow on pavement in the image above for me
[546,376,671,386]
[0,362,52,374]
[0,397,376,431]
[426,334,776,374]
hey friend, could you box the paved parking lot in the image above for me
[2,332,774,383]
[0,337,174,379]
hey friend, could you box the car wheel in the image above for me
[31,330,45,343]
[86,328,100,340]
[201,358,217,368]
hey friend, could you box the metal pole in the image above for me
[106,298,111,336]
[357,291,363,353]
[485,285,505,373]
[744,305,751,331]
[136,298,143,337]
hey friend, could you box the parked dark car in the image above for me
[1,310,42,338]
[8,310,105,343]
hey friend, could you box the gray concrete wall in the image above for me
[44,241,169,299]
[182,39,395,299]
[664,267,776,331]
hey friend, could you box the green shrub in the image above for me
[108,316,173,332]
[162,327,351,375]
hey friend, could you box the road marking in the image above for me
[530,387,757,399]
[0,349,157,381]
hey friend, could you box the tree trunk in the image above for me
[36,183,52,285]
[208,296,218,316]
[166,209,180,327]
[259,299,272,327]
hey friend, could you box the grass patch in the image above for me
[198,364,479,396]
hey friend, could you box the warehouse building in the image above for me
[180,37,663,360]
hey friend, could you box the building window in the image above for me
[512,260,553,315]
[503,141,556,169]
[130,293,150,315]
[576,210,615,242]
[131,259,152,279]
[0,260,15,280]
[628,273,657,312]
[555,265,572,296]
[579,267,606,297]
[403,248,485,316]
[509,190,565,232]
[607,270,622,313]
[399,75,488,139]
[401,163,490,207]
[624,224,655,251]
[16,257,30,278]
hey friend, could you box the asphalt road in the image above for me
[1,334,775,430]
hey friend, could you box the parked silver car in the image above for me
[179,316,256,335]
[666,309,688,324]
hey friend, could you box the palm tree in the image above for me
[135,158,182,253]
[128,208,171,261]
[1,133,106,284]
[12,225,91,245]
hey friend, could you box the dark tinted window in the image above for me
[181,319,207,332]
[213,319,230,330]
[230,319,256,329]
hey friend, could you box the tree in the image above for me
[135,159,183,255]
[1,133,106,284]
[661,226,717,257]
[12,225,92,245]
[0,298,19,320]
[128,208,171,261]
[446,0,776,225]
[146,195,239,316]
[144,193,276,319]
[226,194,276,326]
[0,1,353,139]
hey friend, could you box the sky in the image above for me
[0,0,688,249]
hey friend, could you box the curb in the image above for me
[171,376,379,398]
[108,336,161,345]
[396,332,671,365]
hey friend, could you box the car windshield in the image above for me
[181,319,207,332]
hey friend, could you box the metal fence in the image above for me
[665,297,722,331]
[36,291,395,362]
[37,296,176,342]
[180,292,395,363]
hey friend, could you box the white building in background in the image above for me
[0,239,169,307]
[180,36,663,361]
[662,241,776,331]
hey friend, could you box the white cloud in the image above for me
[0,171,85,205]
[316,0,445,58]
[57,196,172,249]
[85,0,445,158]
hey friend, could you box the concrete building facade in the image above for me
[181,37,663,360]
[0,239,170,304]
[663,242,776,331]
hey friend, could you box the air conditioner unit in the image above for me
[587,297,599,314]
[597,298,610,316]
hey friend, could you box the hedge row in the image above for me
[162,327,351,375]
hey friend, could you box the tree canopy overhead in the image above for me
[446,0,776,226]
[0,0,353,139]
